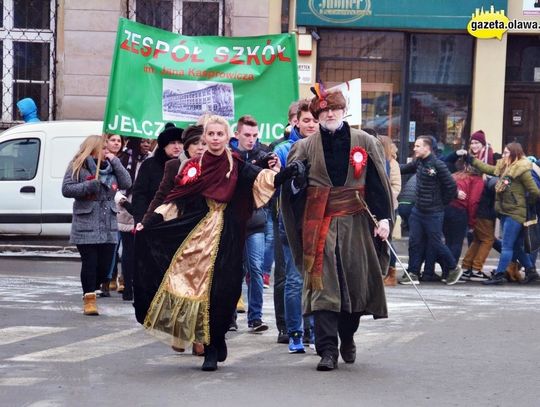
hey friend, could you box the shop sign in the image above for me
[298,63,312,84]
[297,0,508,30]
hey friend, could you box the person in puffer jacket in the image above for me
[16,97,40,123]
[400,135,462,285]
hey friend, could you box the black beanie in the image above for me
[157,123,183,149]
[182,124,204,151]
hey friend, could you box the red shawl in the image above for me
[164,150,239,204]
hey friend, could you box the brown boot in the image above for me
[505,262,523,282]
[384,266,397,286]
[83,293,99,316]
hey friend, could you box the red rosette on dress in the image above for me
[176,160,201,186]
[349,146,368,179]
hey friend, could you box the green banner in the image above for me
[103,18,299,142]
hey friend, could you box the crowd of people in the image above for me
[60,86,539,374]
[395,131,540,287]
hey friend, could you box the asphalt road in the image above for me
[1,258,539,407]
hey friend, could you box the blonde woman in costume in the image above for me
[134,115,304,371]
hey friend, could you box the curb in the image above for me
[0,244,80,259]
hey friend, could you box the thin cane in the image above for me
[357,193,436,320]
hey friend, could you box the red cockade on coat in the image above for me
[176,160,201,186]
[349,146,367,179]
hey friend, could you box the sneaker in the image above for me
[399,273,420,285]
[248,319,268,333]
[469,270,490,282]
[460,269,472,281]
[445,266,463,285]
[420,273,442,282]
[263,274,270,289]
[277,330,289,344]
[483,272,506,285]
[309,328,316,351]
[288,332,305,353]
[228,321,238,332]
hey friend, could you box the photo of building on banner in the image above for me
[163,80,235,121]
[103,18,299,142]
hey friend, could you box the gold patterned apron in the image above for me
[144,199,226,347]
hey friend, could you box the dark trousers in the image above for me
[120,231,135,295]
[443,205,468,263]
[77,243,116,294]
[313,310,361,359]
[409,207,457,277]
[272,205,286,332]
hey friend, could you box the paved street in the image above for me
[1,257,540,407]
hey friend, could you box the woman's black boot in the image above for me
[201,344,218,371]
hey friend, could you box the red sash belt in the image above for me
[302,186,366,290]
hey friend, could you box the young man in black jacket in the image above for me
[229,115,272,332]
[400,136,463,285]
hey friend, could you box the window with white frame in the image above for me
[128,0,224,35]
[0,0,56,126]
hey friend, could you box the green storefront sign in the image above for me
[103,18,299,142]
[296,0,508,30]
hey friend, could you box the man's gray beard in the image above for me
[320,120,343,133]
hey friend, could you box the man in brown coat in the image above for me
[281,88,394,371]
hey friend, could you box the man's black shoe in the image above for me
[483,272,506,285]
[303,327,311,344]
[316,354,338,371]
[520,268,539,284]
[122,290,133,301]
[339,338,356,364]
[215,338,227,362]
[277,330,289,344]
[419,273,442,282]
[248,319,268,333]
[201,345,218,371]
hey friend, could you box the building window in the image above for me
[408,34,473,155]
[128,0,224,35]
[318,29,404,148]
[0,0,55,126]
[506,35,540,83]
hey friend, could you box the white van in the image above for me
[0,121,103,236]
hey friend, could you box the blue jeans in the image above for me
[409,207,457,277]
[279,214,303,335]
[262,207,274,278]
[495,215,533,274]
[244,232,265,323]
